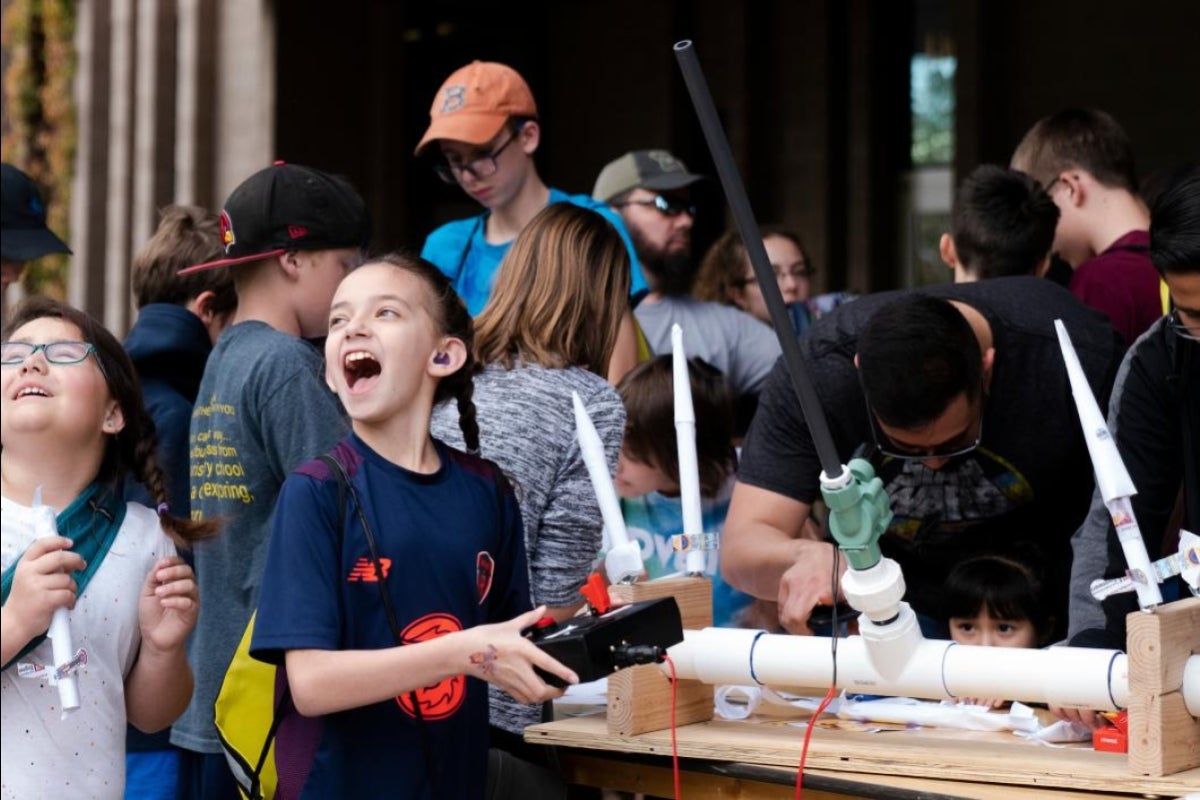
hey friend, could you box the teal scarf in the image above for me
[1,483,127,670]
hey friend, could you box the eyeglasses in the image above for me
[1168,308,1200,342]
[1,340,97,366]
[859,373,985,461]
[613,194,696,218]
[434,132,519,184]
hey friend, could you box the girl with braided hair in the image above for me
[252,254,575,799]
[1,297,211,797]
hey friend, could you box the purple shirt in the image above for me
[1068,230,1163,346]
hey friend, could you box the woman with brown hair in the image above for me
[695,227,852,337]
[430,202,629,796]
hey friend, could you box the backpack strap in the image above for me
[241,456,351,799]
[318,452,441,800]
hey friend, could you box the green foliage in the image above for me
[911,54,955,166]
[2,0,77,300]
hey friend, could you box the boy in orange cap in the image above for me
[416,61,647,320]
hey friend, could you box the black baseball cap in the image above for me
[1,163,72,261]
[180,161,370,275]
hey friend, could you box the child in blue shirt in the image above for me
[251,254,576,799]
[615,355,756,627]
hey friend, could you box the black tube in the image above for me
[673,40,844,481]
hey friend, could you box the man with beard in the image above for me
[721,281,1124,641]
[595,150,780,398]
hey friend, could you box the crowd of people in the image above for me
[1,58,1196,800]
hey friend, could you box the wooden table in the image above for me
[527,709,1200,799]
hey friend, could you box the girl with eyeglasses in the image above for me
[694,226,853,336]
[1,297,214,798]
[415,61,648,384]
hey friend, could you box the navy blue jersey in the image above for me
[252,434,529,799]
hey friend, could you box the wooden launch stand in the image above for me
[602,578,1200,779]
[1126,596,1200,776]
[607,576,715,735]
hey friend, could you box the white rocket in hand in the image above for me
[672,324,708,575]
[30,487,82,717]
[1054,320,1162,610]
[572,392,643,584]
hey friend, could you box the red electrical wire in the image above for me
[663,654,681,800]
[794,683,838,799]
[795,543,845,799]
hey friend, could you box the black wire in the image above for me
[828,524,841,688]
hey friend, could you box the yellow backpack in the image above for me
[214,614,283,799]
[213,454,348,800]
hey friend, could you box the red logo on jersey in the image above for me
[347,557,392,582]
[396,613,465,720]
[476,552,495,604]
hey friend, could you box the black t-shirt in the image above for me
[739,277,1125,634]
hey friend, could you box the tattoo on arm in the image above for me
[469,645,498,676]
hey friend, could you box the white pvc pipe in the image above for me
[1186,656,1200,717]
[665,628,1199,712]
[671,324,706,575]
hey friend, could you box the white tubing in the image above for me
[943,645,1127,710]
[665,628,1199,712]
[671,324,706,575]
[669,628,764,686]
[1186,656,1200,717]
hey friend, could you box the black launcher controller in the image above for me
[524,596,685,688]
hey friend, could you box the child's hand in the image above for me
[959,697,1009,710]
[1049,705,1102,729]
[138,557,198,655]
[6,536,86,640]
[463,607,579,704]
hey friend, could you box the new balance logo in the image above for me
[347,557,392,582]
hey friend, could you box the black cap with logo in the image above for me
[180,161,369,275]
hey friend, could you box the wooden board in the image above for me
[527,712,1200,796]
[557,751,1151,800]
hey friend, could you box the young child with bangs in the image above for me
[251,254,575,800]
[1,297,211,798]
[943,553,1051,708]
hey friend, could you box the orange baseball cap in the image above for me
[414,61,538,156]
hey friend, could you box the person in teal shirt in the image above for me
[415,61,647,323]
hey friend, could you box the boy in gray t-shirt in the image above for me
[169,163,368,797]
